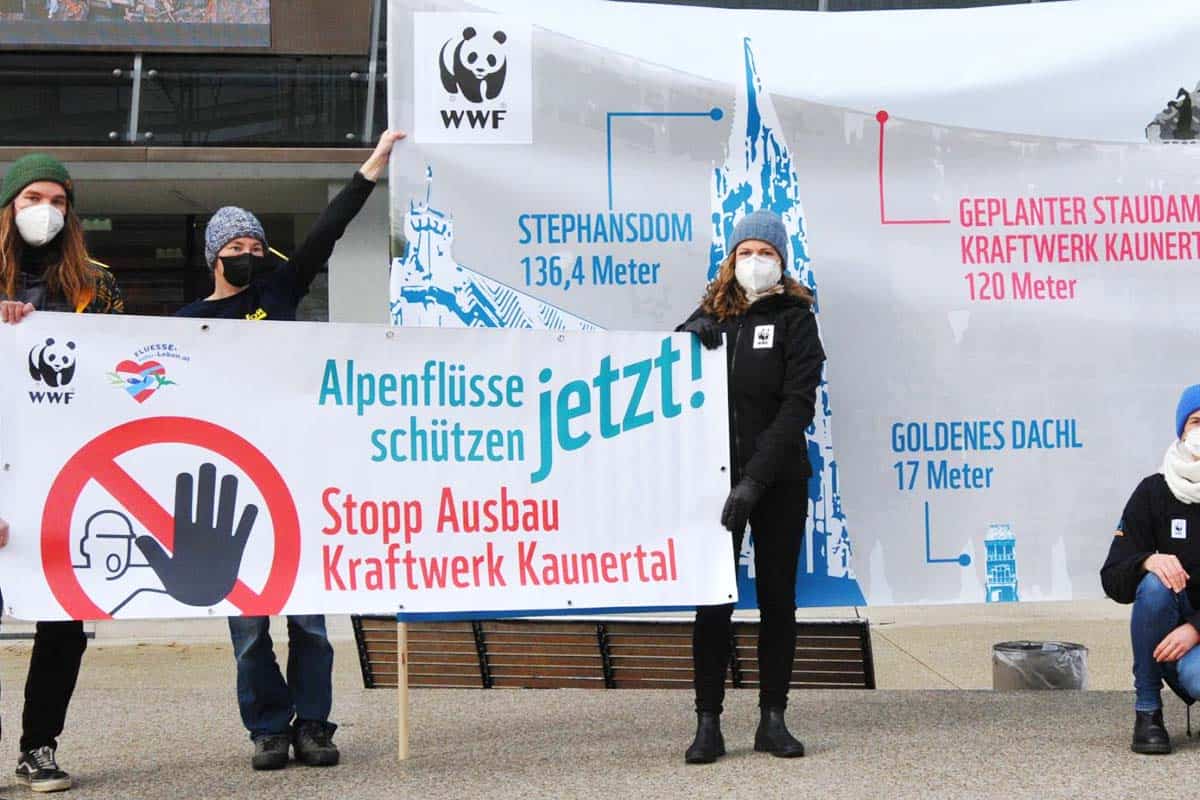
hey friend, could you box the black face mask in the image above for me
[220,253,271,288]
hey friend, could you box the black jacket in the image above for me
[1101,473,1200,628]
[5,237,124,314]
[679,292,825,487]
[177,171,376,321]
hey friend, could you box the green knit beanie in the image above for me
[1,154,74,208]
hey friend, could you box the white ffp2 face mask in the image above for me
[1184,429,1200,459]
[15,204,65,248]
[734,254,782,297]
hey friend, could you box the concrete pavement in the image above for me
[0,601,1153,799]
[0,639,1187,800]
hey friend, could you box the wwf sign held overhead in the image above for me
[413,13,532,143]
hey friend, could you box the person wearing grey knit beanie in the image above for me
[178,129,405,323]
[204,205,269,281]
[676,208,824,765]
[170,131,406,774]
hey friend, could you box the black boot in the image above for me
[684,712,726,764]
[754,707,805,758]
[1132,709,1172,755]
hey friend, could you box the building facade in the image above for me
[0,0,389,323]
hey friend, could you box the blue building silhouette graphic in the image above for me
[720,39,866,608]
[985,524,1019,603]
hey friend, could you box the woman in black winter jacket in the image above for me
[677,209,825,765]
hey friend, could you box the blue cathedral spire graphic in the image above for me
[715,39,866,607]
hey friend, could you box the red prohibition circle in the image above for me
[42,417,301,620]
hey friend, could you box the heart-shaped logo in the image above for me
[113,359,167,404]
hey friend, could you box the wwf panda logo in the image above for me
[439,26,508,104]
[28,338,77,388]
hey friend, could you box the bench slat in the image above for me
[352,616,874,691]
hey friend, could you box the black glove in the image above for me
[720,477,767,534]
[681,315,722,350]
[137,463,257,607]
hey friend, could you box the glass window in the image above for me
[138,55,371,147]
[0,52,134,145]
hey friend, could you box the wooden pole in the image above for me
[397,621,410,760]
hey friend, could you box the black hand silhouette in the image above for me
[136,463,257,607]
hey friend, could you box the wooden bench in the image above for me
[352,616,875,690]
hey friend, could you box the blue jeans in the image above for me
[228,615,335,740]
[1132,573,1200,711]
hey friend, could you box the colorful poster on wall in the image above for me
[0,0,270,48]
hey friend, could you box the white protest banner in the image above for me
[387,0,1200,607]
[0,313,734,621]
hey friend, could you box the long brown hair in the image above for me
[700,250,813,321]
[0,201,96,310]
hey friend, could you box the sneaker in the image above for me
[15,746,72,793]
[292,720,339,767]
[251,734,291,771]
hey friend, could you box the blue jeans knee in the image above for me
[1135,572,1177,613]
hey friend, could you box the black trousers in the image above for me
[16,621,87,752]
[693,486,804,714]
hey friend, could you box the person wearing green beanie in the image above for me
[0,153,124,793]
[0,153,75,209]
[0,153,122,323]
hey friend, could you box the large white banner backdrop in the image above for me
[387,0,1200,607]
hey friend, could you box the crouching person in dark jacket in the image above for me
[676,210,825,765]
[1102,384,1200,755]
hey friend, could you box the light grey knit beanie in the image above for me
[730,209,788,263]
[204,206,267,269]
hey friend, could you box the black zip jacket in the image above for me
[5,237,124,314]
[678,292,825,487]
[1101,473,1200,629]
[177,170,376,321]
